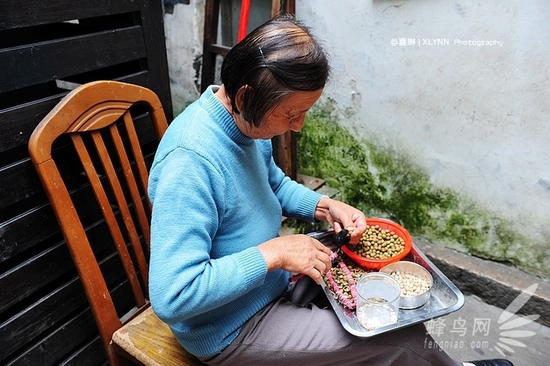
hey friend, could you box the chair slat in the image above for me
[120,111,152,246]
[72,133,146,307]
[108,118,150,289]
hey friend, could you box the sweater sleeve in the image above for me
[148,148,268,323]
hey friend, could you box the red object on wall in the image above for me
[237,0,251,42]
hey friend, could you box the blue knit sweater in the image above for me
[148,86,323,357]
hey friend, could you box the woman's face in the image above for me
[240,89,323,139]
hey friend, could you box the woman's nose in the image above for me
[289,116,305,132]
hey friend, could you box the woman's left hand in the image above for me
[314,196,367,244]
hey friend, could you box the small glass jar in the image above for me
[356,272,401,331]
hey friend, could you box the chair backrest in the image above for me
[28,80,168,363]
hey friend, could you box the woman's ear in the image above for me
[234,85,251,113]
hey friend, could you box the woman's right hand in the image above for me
[258,234,332,284]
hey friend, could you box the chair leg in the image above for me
[108,344,136,366]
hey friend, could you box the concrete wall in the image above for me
[163,2,203,114]
[163,0,549,275]
[296,0,550,239]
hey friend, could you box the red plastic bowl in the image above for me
[341,218,412,270]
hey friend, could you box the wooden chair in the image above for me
[28,80,204,366]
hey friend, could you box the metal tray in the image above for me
[309,230,465,337]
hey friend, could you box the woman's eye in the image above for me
[286,112,303,119]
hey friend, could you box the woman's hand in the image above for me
[314,196,367,244]
[258,235,332,284]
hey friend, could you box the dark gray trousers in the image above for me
[199,276,461,365]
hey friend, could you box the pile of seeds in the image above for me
[348,224,405,260]
[323,256,367,308]
[388,271,431,296]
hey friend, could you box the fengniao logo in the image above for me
[425,283,539,357]
[494,283,538,357]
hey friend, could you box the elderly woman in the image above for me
[148,14,512,366]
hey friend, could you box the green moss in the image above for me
[293,100,549,278]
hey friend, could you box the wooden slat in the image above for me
[0,26,146,93]
[0,178,110,262]
[200,0,222,92]
[0,216,119,313]
[0,279,87,362]
[73,132,146,306]
[4,308,98,366]
[0,95,64,152]
[0,253,134,362]
[209,44,231,56]
[0,0,139,30]
[57,336,107,366]
[0,154,155,264]
[0,242,72,313]
[0,140,88,211]
[137,0,173,121]
[112,115,151,260]
[0,217,121,312]
[0,126,157,212]
[0,71,151,154]
[272,0,296,16]
[273,130,297,179]
[0,203,61,262]
[122,112,153,218]
[296,173,326,191]
[0,157,45,210]
[271,0,296,178]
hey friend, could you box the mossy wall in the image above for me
[295,101,549,279]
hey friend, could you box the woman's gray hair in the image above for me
[220,14,330,127]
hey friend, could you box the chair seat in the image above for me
[113,306,204,365]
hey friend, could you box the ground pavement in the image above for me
[427,294,550,365]
[417,240,550,366]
